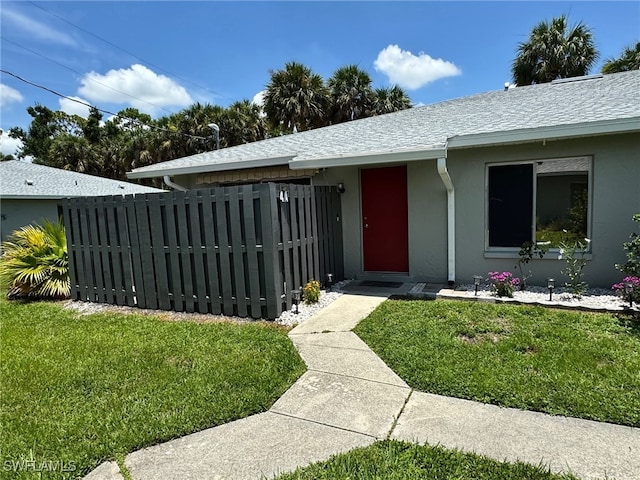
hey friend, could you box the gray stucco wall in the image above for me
[0,199,62,242]
[318,133,638,287]
[314,162,448,282]
[171,132,638,288]
[450,132,640,288]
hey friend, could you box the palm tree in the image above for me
[328,65,375,123]
[263,61,331,133]
[512,15,598,85]
[372,86,412,115]
[0,219,69,299]
[602,42,640,74]
[219,100,267,146]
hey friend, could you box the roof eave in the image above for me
[447,117,640,149]
[126,155,296,179]
[290,145,448,170]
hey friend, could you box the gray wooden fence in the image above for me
[63,183,343,319]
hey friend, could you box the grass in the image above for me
[274,440,578,479]
[354,299,640,427]
[0,298,305,479]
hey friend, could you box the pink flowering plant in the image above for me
[487,271,520,298]
[612,276,640,303]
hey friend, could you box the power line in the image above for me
[28,1,233,103]
[0,69,212,142]
[1,36,179,116]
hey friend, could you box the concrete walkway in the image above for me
[86,294,640,480]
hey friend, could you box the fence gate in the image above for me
[63,183,343,320]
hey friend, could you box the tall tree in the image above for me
[218,100,267,147]
[512,15,598,85]
[263,61,331,133]
[372,86,412,115]
[602,42,640,74]
[328,65,375,123]
[9,105,82,162]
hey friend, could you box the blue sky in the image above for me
[1,1,639,155]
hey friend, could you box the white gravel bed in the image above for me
[64,281,349,326]
[275,280,349,326]
[456,284,634,312]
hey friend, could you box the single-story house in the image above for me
[127,70,640,288]
[0,160,164,242]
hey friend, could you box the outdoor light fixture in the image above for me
[547,278,555,301]
[624,281,634,308]
[292,288,301,314]
[473,275,483,296]
[327,273,334,286]
[337,183,345,194]
[208,123,220,150]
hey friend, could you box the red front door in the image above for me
[361,166,409,272]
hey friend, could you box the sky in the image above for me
[1,1,639,156]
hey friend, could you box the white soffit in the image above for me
[290,144,448,170]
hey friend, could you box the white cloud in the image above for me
[252,90,265,106]
[0,133,23,157]
[374,44,461,90]
[0,83,23,107]
[1,8,77,47]
[59,96,91,118]
[77,64,193,115]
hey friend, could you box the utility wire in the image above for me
[1,36,179,116]
[28,1,232,103]
[0,69,212,141]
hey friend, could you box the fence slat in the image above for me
[201,190,221,314]
[84,197,105,303]
[135,194,158,309]
[228,188,247,317]
[295,187,307,289]
[188,190,208,313]
[94,197,114,305]
[332,188,344,281]
[242,185,262,318]
[310,186,321,282]
[148,194,170,310]
[66,199,84,301]
[104,198,124,305]
[317,187,328,283]
[175,193,194,312]
[279,186,293,310]
[125,195,145,307]
[260,184,282,319]
[215,187,234,315]
[115,198,135,306]
[163,192,184,311]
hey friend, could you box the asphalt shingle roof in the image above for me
[0,161,164,199]
[129,71,640,178]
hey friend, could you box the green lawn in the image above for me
[354,299,640,427]
[275,440,578,480]
[0,299,305,479]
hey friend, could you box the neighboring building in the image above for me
[0,161,164,241]
[128,71,640,288]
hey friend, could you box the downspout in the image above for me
[437,155,455,285]
[163,175,188,192]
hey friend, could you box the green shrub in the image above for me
[559,237,590,297]
[0,219,70,299]
[303,279,321,304]
[617,214,640,276]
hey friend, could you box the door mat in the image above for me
[357,281,404,289]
